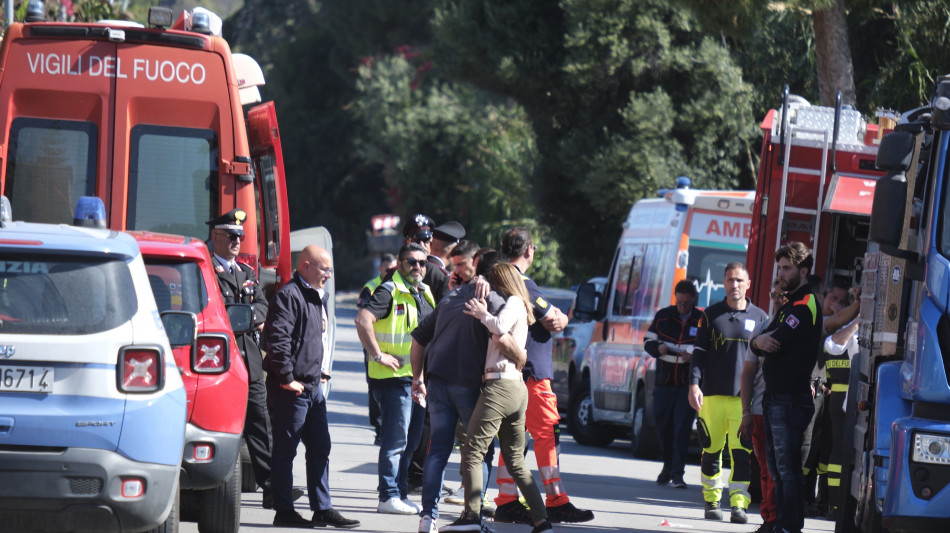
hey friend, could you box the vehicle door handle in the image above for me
[0,416,13,436]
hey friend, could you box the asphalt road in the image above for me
[182,294,836,533]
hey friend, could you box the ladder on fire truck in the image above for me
[771,87,871,284]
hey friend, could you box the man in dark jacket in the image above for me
[263,245,359,529]
[750,242,823,533]
[208,209,296,508]
[644,279,702,490]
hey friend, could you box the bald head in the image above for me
[298,245,333,289]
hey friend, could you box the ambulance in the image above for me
[569,180,754,456]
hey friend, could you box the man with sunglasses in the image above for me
[356,243,435,517]
[207,209,301,509]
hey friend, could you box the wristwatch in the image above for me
[374,354,383,363]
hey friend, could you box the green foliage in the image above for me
[480,219,566,287]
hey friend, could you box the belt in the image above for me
[658,354,687,364]
[483,372,523,382]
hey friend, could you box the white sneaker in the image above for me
[378,496,418,515]
[402,498,422,513]
[419,514,437,533]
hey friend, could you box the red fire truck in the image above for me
[0,4,292,292]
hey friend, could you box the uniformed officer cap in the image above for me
[402,213,434,242]
[206,208,247,235]
[432,221,465,244]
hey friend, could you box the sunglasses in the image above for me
[217,232,245,242]
[405,258,427,268]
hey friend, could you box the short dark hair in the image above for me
[476,250,505,277]
[674,279,697,297]
[500,227,532,259]
[380,253,396,264]
[724,262,748,276]
[449,239,480,259]
[775,241,813,272]
[398,242,427,261]
[829,277,850,293]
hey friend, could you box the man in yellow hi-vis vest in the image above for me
[356,243,435,516]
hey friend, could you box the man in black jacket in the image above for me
[750,243,822,533]
[644,279,702,490]
[263,245,359,529]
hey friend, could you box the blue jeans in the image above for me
[421,376,482,519]
[763,392,815,533]
[373,378,426,501]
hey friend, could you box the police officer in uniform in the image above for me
[207,209,300,508]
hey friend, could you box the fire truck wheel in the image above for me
[198,454,242,533]
[568,379,616,447]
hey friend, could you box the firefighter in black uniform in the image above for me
[207,209,300,508]
[644,279,702,490]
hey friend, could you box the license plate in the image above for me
[0,366,54,393]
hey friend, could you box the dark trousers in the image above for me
[764,392,815,533]
[268,379,332,513]
[653,384,694,478]
[245,377,273,490]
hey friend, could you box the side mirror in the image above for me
[161,311,197,347]
[870,131,914,248]
[227,303,255,334]
[572,282,601,322]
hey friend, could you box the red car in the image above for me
[132,231,250,533]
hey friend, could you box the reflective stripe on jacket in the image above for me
[369,271,435,379]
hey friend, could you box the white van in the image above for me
[568,181,754,456]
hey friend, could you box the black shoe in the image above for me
[671,477,688,489]
[752,523,773,533]
[409,482,423,495]
[441,510,482,531]
[656,469,671,486]
[547,502,594,523]
[530,520,553,533]
[273,510,312,528]
[313,508,360,529]
[704,501,723,520]
[731,506,748,524]
[492,500,532,524]
[262,487,305,509]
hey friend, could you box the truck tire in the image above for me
[180,489,201,522]
[146,482,180,533]
[568,380,615,447]
[240,441,256,492]
[630,388,660,459]
[198,454,242,533]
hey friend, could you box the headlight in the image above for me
[912,433,950,465]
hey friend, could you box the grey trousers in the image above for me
[460,378,546,523]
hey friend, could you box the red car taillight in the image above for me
[117,347,165,393]
[193,334,229,374]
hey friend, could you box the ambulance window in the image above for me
[5,118,96,224]
[631,244,670,317]
[256,153,280,264]
[128,125,217,241]
[612,243,644,317]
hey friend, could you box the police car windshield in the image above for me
[0,254,136,334]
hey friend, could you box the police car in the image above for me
[0,197,186,532]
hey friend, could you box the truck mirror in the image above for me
[875,131,914,171]
[161,311,198,347]
[573,282,600,322]
[869,172,907,248]
[226,303,255,334]
[932,76,950,130]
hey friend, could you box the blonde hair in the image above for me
[487,263,536,326]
